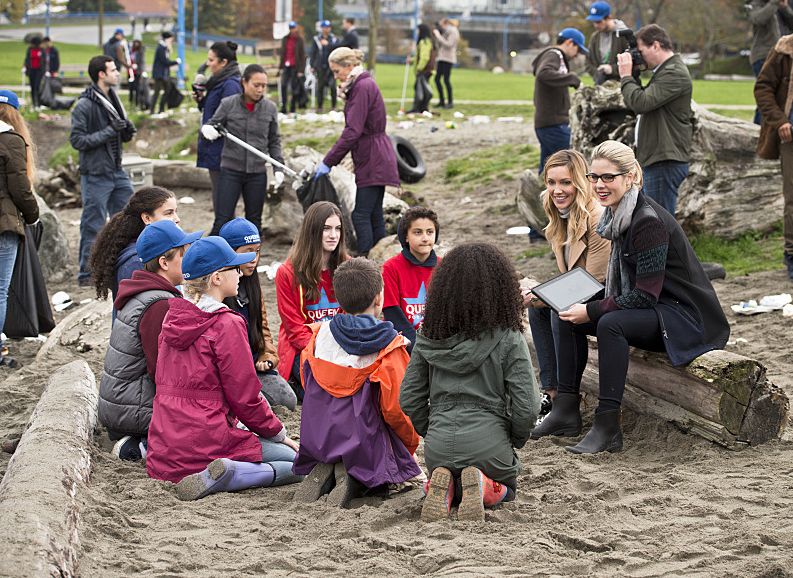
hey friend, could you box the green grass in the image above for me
[163,125,199,161]
[707,108,754,121]
[444,143,539,184]
[690,224,785,276]
[48,140,78,169]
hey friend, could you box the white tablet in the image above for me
[531,267,604,313]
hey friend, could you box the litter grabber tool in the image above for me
[201,124,301,180]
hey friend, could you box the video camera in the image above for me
[616,28,645,79]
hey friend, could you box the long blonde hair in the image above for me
[0,103,37,183]
[590,140,643,189]
[542,150,596,250]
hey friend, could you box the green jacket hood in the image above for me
[414,329,507,375]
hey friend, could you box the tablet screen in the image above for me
[531,268,604,313]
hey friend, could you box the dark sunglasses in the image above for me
[586,172,628,183]
[219,265,241,274]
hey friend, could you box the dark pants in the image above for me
[28,69,44,108]
[79,169,134,282]
[642,161,689,217]
[552,309,665,412]
[280,66,299,113]
[149,78,169,114]
[535,123,571,174]
[128,78,138,106]
[211,168,268,235]
[208,169,220,213]
[411,74,432,113]
[528,306,557,391]
[752,58,765,125]
[435,61,453,105]
[352,185,385,256]
[316,68,336,110]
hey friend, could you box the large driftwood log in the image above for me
[565,84,783,239]
[516,170,549,237]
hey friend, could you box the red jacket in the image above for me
[146,298,285,483]
[275,260,341,380]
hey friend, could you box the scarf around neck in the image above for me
[338,65,365,103]
[205,61,241,93]
[597,186,639,298]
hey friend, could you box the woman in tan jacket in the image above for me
[524,149,610,414]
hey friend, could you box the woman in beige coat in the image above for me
[524,149,610,414]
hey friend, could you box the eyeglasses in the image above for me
[219,265,241,274]
[586,172,628,183]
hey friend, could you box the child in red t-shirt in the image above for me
[275,201,350,398]
[382,207,440,352]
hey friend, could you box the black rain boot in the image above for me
[565,409,623,454]
[529,392,582,439]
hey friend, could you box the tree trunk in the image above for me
[367,0,379,74]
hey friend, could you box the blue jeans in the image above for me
[211,169,267,235]
[752,58,765,125]
[352,185,385,256]
[535,124,571,174]
[79,169,133,281]
[642,161,689,217]
[528,306,558,391]
[259,438,302,486]
[0,232,19,344]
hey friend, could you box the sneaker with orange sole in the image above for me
[421,467,454,522]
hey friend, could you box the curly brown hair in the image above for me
[422,242,524,341]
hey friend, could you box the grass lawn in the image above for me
[690,224,785,276]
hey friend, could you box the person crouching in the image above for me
[293,257,421,508]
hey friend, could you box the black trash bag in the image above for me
[4,222,56,338]
[295,174,340,212]
[137,78,152,110]
[38,76,75,110]
[164,79,184,110]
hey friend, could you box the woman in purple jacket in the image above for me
[194,41,242,212]
[315,48,400,256]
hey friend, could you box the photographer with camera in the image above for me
[70,55,136,287]
[617,24,692,217]
[585,2,630,85]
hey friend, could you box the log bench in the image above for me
[524,329,789,449]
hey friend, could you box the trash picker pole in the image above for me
[399,55,410,113]
[217,128,300,178]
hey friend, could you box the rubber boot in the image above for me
[565,409,623,454]
[326,462,362,508]
[529,392,582,439]
[293,462,335,503]
[175,459,276,501]
[457,466,485,522]
[421,467,454,522]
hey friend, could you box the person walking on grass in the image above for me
[149,31,180,115]
[433,18,459,109]
[279,22,306,115]
[70,55,136,287]
[310,20,338,112]
[23,37,45,109]
[407,24,435,114]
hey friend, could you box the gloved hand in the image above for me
[111,116,128,132]
[273,171,285,188]
[201,124,221,141]
[313,161,330,180]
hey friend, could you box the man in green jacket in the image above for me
[618,24,692,216]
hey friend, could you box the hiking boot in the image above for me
[420,467,453,522]
[326,462,362,508]
[111,436,142,461]
[293,462,335,503]
[457,466,485,522]
[529,392,582,439]
[566,409,623,454]
[785,253,793,280]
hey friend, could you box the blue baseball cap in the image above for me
[288,21,297,29]
[558,28,589,55]
[586,1,611,22]
[114,27,124,35]
[219,218,261,249]
[182,236,256,279]
[136,220,203,264]
[0,90,20,110]
[320,20,331,28]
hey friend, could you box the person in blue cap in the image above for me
[278,21,306,115]
[103,28,129,73]
[219,218,297,410]
[585,1,630,85]
[146,236,302,499]
[98,219,202,461]
[310,19,338,112]
[531,28,588,174]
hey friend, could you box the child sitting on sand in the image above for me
[293,257,421,507]
[146,237,302,500]
[400,242,540,522]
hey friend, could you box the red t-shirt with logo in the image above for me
[275,259,341,379]
[382,253,438,331]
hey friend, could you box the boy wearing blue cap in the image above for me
[532,28,588,173]
[98,220,202,461]
[310,20,338,112]
[585,1,630,85]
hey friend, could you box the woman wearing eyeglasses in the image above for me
[532,140,729,454]
[147,236,302,499]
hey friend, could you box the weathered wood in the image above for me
[516,169,549,236]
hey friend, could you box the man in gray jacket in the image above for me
[70,55,135,286]
[618,24,692,216]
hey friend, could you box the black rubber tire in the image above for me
[390,135,426,184]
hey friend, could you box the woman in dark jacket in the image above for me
[0,90,40,366]
[532,140,730,454]
[195,41,242,213]
[315,47,400,256]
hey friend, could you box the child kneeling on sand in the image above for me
[146,237,302,500]
[293,257,421,507]
[400,243,540,522]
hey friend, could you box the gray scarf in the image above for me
[597,186,639,297]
